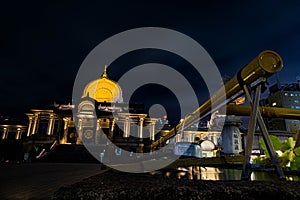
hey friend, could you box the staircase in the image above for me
[37,144,100,163]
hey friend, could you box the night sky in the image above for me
[1,1,300,123]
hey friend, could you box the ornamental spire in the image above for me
[102,65,107,78]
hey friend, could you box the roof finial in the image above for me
[102,65,107,78]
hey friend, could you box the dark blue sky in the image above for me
[1,1,300,121]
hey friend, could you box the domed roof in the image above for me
[82,66,123,103]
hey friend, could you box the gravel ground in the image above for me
[52,169,300,200]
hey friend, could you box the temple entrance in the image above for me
[67,127,77,144]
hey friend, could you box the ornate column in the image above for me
[149,119,156,141]
[188,133,193,142]
[26,114,34,136]
[76,118,83,144]
[138,117,144,139]
[108,118,114,140]
[110,118,116,133]
[136,117,145,154]
[95,119,101,144]
[2,127,7,140]
[47,114,55,135]
[60,118,69,144]
[16,128,21,140]
[123,117,130,138]
[31,113,39,135]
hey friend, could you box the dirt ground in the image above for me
[52,169,300,200]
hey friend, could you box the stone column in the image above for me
[108,118,114,140]
[150,121,155,141]
[175,134,180,143]
[110,118,116,133]
[26,115,34,136]
[47,114,55,135]
[188,133,193,142]
[31,113,39,135]
[138,117,144,139]
[137,117,145,154]
[61,118,69,144]
[95,119,101,144]
[123,117,130,138]
[2,127,8,140]
[16,128,21,140]
[76,118,83,144]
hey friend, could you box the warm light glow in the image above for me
[234,96,246,105]
[82,67,123,103]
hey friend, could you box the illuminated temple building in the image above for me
[2,67,299,159]
[1,67,161,153]
[75,67,159,152]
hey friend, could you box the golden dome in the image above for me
[82,66,123,103]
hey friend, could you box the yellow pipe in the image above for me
[225,104,300,120]
[152,50,283,148]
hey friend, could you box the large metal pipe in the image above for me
[152,50,283,148]
[225,104,300,120]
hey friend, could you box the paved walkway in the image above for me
[0,162,104,199]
